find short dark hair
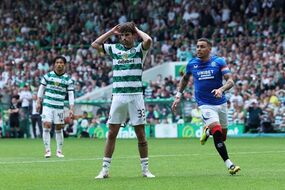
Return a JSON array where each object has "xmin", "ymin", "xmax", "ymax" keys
[
  {"xmin": 197, "ymin": 38, "xmax": 212, "ymax": 47},
  {"xmin": 54, "ymin": 56, "xmax": 67, "ymax": 64},
  {"xmin": 119, "ymin": 22, "xmax": 136, "ymax": 34}
]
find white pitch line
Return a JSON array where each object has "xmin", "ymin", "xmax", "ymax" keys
[{"xmin": 0, "ymin": 150, "xmax": 284, "ymax": 165}]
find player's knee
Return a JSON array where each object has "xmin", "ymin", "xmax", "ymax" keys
[
  {"xmin": 55, "ymin": 125, "xmax": 64, "ymax": 130},
  {"xmin": 138, "ymin": 141, "xmax": 148, "ymax": 147},
  {"xmin": 211, "ymin": 124, "xmax": 222, "ymax": 136},
  {"xmin": 44, "ymin": 122, "xmax": 52, "ymax": 128},
  {"xmin": 108, "ymin": 130, "xmax": 118, "ymax": 140}
]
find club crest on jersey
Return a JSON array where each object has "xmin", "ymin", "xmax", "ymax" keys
[
  {"xmin": 122, "ymin": 53, "xmax": 128, "ymax": 60},
  {"xmin": 130, "ymin": 48, "xmax": 136, "ymax": 54},
  {"xmin": 211, "ymin": 62, "xmax": 216, "ymax": 67}
]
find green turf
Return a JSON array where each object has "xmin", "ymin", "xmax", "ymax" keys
[{"xmin": 0, "ymin": 137, "xmax": 284, "ymax": 190}]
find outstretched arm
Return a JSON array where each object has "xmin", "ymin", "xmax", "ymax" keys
[
  {"xmin": 91, "ymin": 25, "xmax": 120, "ymax": 52},
  {"xmin": 135, "ymin": 27, "xmax": 152, "ymax": 50}
]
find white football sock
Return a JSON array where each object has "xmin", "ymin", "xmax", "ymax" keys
[
  {"xmin": 55, "ymin": 129, "xmax": 64, "ymax": 152},
  {"xmin": 140, "ymin": 157, "xmax": 149, "ymax": 172},
  {"xmin": 102, "ymin": 157, "xmax": 111, "ymax": 171},
  {"xmin": 43, "ymin": 128, "xmax": 51, "ymax": 151},
  {"xmin": 206, "ymin": 128, "xmax": 210, "ymax": 136},
  {"xmin": 225, "ymin": 159, "xmax": 234, "ymax": 168}
]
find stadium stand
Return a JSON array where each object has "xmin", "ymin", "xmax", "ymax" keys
[{"xmin": 0, "ymin": 0, "xmax": 285, "ymax": 137}]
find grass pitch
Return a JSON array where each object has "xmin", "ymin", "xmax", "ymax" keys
[{"xmin": 0, "ymin": 137, "xmax": 284, "ymax": 190}]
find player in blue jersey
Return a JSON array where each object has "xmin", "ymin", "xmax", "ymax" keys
[{"xmin": 172, "ymin": 38, "xmax": 240, "ymax": 175}]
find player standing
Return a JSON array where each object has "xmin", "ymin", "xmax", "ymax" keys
[
  {"xmin": 37, "ymin": 56, "xmax": 74, "ymax": 158},
  {"xmin": 172, "ymin": 38, "xmax": 240, "ymax": 175},
  {"xmin": 91, "ymin": 22, "xmax": 155, "ymax": 179}
]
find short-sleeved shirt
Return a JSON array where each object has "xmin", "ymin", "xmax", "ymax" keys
[
  {"xmin": 186, "ymin": 56, "xmax": 231, "ymax": 106},
  {"xmin": 103, "ymin": 43, "xmax": 148, "ymax": 95},
  {"xmin": 40, "ymin": 71, "xmax": 74, "ymax": 110}
]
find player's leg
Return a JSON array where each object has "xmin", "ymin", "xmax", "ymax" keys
[
  {"xmin": 96, "ymin": 96, "xmax": 127, "ymax": 179},
  {"xmin": 134, "ymin": 124, "xmax": 155, "ymax": 178},
  {"xmin": 200, "ymin": 105, "xmax": 214, "ymax": 145},
  {"xmin": 95, "ymin": 123, "xmax": 121, "ymax": 179},
  {"xmin": 42, "ymin": 106, "xmax": 52, "ymax": 158},
  {"xmin": 54, "ymin": 109, "xmax": 66, "ymax": 158},
  {"xmin": 209, "ymin": 121, "xmax": 240, "ymax": 174},
  {"xmin": 219, "ymin": 103, "xmax": 229, "ymax": 142},
  {"xmin": 219, "ymin": 104, "xmax": 240, "ymax": 174},
  {"xmin": 54, "ymin": 124, "xmax": 65, "ymax": 158},
  {"xmin": 130, "ymin": 95, "xmax": 155, "ymax": 178},
  {"xmin": 201, "ymin": 105, "xmax": 240, "ymax": 174}
]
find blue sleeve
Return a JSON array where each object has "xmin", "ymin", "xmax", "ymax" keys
[
  {"xmin": 185, "ymin": 58, "xmax": 194, "ymax": 75},
  {"xmin": 217, "ymin": 57, "xmax": 231, "ymax": 75}
]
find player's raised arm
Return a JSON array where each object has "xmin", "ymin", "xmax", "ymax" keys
[
  {"xmin": 135, "ymin": 26, "xmax": 152, "ymax": 50},
  {"xmin": 171, "ymin": 73, "xmax": 191, "ymax": 113},
  {"xmin": 91, "ymin": 25, "xmax": 120, "ymax": 52}
]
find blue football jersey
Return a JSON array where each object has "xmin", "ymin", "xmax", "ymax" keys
[{"xmin": 185, "ymin": 56, "xmax": 231, "ymax": 106}]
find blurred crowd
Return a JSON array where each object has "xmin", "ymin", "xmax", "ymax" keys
[{"xmin": 0, "ymin": 0, "xmax": 285, "ymax": 136}]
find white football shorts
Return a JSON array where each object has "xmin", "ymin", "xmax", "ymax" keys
[
  {"xmin": 199, "ymin": 103, "xmax": 228, "ymax": 129},
  {"xmin": 108, "ymin": 94, "xmax": 146, "ymax": 126},
  {"xmin": 42, "ymin": 106, "xmax": 65, "ymax": 124}
]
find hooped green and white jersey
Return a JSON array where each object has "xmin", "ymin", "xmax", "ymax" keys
[
  {"xmin": 40, "ymin": 71, "xmax": 74, "ymax": 110},
  {"xmin": 103, "ymin": 42, "xmax": 148, "ymax": 95}
]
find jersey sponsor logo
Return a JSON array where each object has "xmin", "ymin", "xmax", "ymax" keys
[
  {"xmin": 197, "ymin": 69, "xmax": 215, "ymax": 80},
  {"xmin": 118, "ymin": 59, "xmax": 135, "ymax": 64}
]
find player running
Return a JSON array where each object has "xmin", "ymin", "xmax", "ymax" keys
[{"xmin": 172, "ymin": 38, "xmax": 240, "ymax": 175}]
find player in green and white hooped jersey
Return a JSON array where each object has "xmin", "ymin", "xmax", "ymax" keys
[
  {"xmin": 92, "ymin": 22, "xmax": 155, "ymax": 179},
  {"xmin": 36, "ymin": 56, "xmax": 74, "ymax": 158}
]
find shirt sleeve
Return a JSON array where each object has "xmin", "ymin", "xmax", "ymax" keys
[
  {"xmin": 40, "ymin": 74, "xmax": 48, "ymax": 86},
  {"xmin": 185, "ymin": 58, "xmax": 194, "ymax": 75},
  {"xmin": 67, "ymin": 79, "xmax": 75, "ymax": 91},
  {"xmin": 138, "ymin": 42, "xmax": 149, "ymax": 64},
  {"xmin": 103, "ymin": 44, "xmax": 113, "ymax": 56},
  {"xmin": 218, "ymin": 57, "xmax": 231, "ymax": 75}
]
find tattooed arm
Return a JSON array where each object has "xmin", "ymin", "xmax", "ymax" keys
[{"xmin": 171, "ymin": 73, "xmax": 191, "ymax": 113}]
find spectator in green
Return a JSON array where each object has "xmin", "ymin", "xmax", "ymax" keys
[{"xmin": 176, "ymin": 45, "xmax": 192, "ymax": 62}]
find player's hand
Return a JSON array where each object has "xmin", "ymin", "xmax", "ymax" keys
[
  {"xmin": 211, "ymin": 88, "xmax": 223, "ymax": 98},
  {"xmin": 111, "ymin": 25, "xmax": 121, "ymax": 35},
  {"xmin": 171, "ymin": 97, "xmax": 181, "ymax": 114}
]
